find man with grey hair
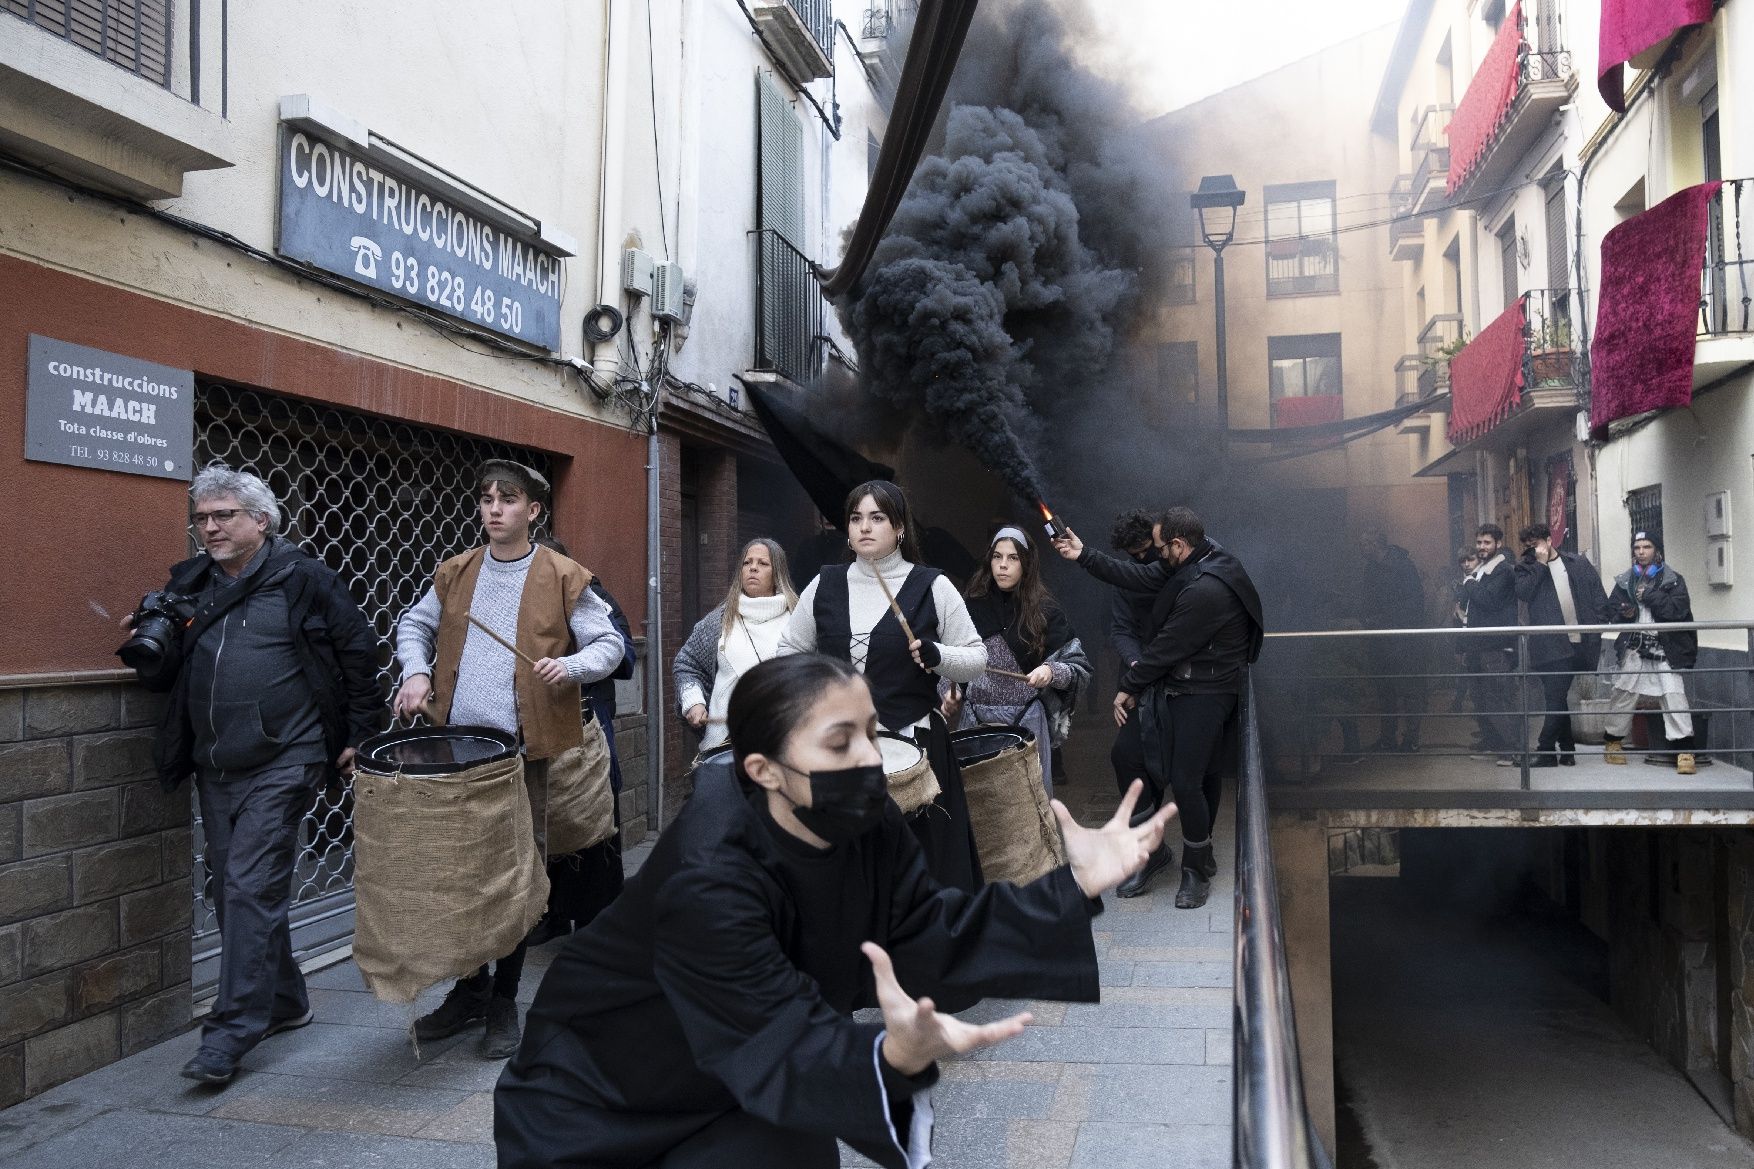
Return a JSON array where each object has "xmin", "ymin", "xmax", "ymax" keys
[{"xmin": 125, "ymin": 465, "xmax": 380, "ymax": 1085}]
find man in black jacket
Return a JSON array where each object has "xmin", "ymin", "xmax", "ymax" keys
[
  {"xmin": 1513, "ymin": 523, "xmax": 1608, "ymax": 767},
  {"xmin": 1359, "ymin": 530, "xmax": 1426, "ymax": 752},
  {"xmin": 1602, "ymin": 531, "xmax": 1699, "ymax": 774},
  {"xmin": 126, "ymin": 467, "xmax": 379, "ymax": 1086},
  {"xmin": 1459, "ymin": 524, "xmax": 1520, "ymax": 763},
  {"xmin": 1055, "ymin": 508, "xmax": 1263, "ymax": 908}
]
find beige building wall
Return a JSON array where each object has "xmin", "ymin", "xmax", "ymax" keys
[{"xmin": 1145, "ymin": 26, "xmax": 1450, "ymax": 577}]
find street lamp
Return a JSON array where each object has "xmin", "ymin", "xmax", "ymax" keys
[{"xmin": 1190, "ymin": 174, "xmax": 1246, "ymax": 448}]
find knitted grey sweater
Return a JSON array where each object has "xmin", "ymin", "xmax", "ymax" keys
[{"xmin": 396, "ymin": 546, "xmax": 625, "ymax": 737}]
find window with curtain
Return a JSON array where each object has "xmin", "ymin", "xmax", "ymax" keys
[
  {"xmin": 1268, "ymin": 333, "xmax": 1342, "ymax": 427},
  {"xmin": 1264, "ymin": 181, "xmax": 1339, "ymax": 296}
]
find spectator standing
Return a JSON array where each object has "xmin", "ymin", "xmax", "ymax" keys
[
  {"xmin": 1603, "ymin": 531, "xmax": 1699, "ymax": 775},
  {"xmin": 1512, "ymin": 523, "xmax": 1608, "ymax": 767},
  {"xmin": 675, "ymin": 538, "xmax": 800, "ymax": 752},
  {"xmin": 1459, "ymin": 524, "xmax": 1520, "ymax": 765}
]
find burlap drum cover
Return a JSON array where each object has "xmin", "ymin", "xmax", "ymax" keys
[
  {"xmin": 880, "ymin": 736, "xmax": 940, "ymax": 816},
  {"xmin": 544, "ymin": 716, "xmax": 616, "ymax": 856},
  {"xmin": 960, "ymin": 738, "xmax": 1068, "ymax": 884},
  {"xmin": 351, "ymin": 754, "xmax": 550, "ymax": 1003}
]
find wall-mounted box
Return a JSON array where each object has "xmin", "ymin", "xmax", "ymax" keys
[
  {"xmin": 1705, "ymin": 490, "xmax": 1731, "ymax": 537},
  {"xmin": 1706, "ymin": 536, "xmax": 1733, "ymax": 587}
]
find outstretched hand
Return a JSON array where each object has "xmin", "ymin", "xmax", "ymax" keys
[
  {"xmin": 864, "ymin": 942, "xmax": 1031, "ymax": 1076},
  {"xmin": 1053, "ymin": 780, "xmax": 1179, "ymax": 899}
]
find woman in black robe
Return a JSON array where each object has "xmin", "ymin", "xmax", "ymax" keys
[{"xmin": 494, "ymin": 653, "xmax": 1178, "ymax": 1168}]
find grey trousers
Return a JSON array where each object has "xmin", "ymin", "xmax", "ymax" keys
[{"xmin": 196, "ymin": 759, "xmax": 321, "ymax": 1059}]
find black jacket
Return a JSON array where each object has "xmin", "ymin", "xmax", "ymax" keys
[
  {"xmin": 585, "ymin": 580, "xmax": 638, "ymax": 716},
  {"xmin": 1079, "ymin": 543, "xmax": 1264, "ymax": 696},
  {"xmin": 1608, "ymin": 563, "xmax": 1697, "ymax": 669},
  {"xmin": 1512, "ymin": 550, "xmax": 1608, "ymax": 665},
  {"xmin": 1361, "ymin": 545, "xmax": 1424, "ymax": 629},
  {"xmin": 1459, "ymin": 554, "xmax": 1518, "ymax": 651},
  {"xmin": 144, "ymin": 541, "xmax": 382, "ymax": 791}
]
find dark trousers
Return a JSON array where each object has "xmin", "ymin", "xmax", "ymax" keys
[
  {"xmin": 1112, "ymin": 715, "xmax": 1147, "ymax": 799},
  {"xmin": 1533, "ymin": 643, "xmax": 1593, "ymax": 753},
  {"xmin": 1470, "ymin": 649, "xmax": 1520, "ymax": 752},
  {"xmin": 545, "ymin": 700, "xmax": 627, "ymax": 932},
  {"xmin": 196, "ymin": 760, "xmax": 319, "ymax": 1059},
  {"xmin": 1368, "ymin": 638, "xmax": 1424, "ymax": 747},
  {"xmin": 1142, "ymin": 692, "xmax": 1236, "ymax": 846}
]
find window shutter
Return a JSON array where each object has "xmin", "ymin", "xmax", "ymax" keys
[
  {"xmin": 757, "ymin": 71, "xmax": 805, "ymax": 248},
  {"xmin": 4, "ymin": 0, "xmax": 171, "ymax": 86}
]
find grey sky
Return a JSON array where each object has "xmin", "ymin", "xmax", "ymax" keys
[{"xmin": 1081, "ymin": 0, "xmax": 1408, "ymax": 116}]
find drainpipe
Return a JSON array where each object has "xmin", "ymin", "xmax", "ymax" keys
[{"xmin": 646, "ymin": 409, "xmax": 664, "ymax": 835}]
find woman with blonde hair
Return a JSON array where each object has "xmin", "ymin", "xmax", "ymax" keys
[{"xmin": 675, "ymin": 538, "xmax": 799, "ymax": 750}]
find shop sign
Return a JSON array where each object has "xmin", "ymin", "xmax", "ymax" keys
[
  {"xmin": 24, "ymin": 335, "xmax": 194, "ymax": 481},
  {"xmin": 276, "ymin": 126, "xmax": 564, "ymax": 350}
]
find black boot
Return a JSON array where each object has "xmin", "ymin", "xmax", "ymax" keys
[
  {"xmin": 1557, "ymin": 738, "xmax": 1576, "ymax": 766},
  {"xmin": 1183, "ymin": 840, "xmax": 1218, "ymax": 880},
  {"xmin": 1175, "ymin": 866, "xmax": 1212, "ymax": 910},
  {"xmin": 1116, "ymin": 843, "xmax": 1172, "ymax": 898},
  {"xmin": 480, "ymin": 995, "xmax": 522, "ymax": 1059},
  {"xmin": 413, "ymin": 973, "xmax": 491, "ymax": 1041}
]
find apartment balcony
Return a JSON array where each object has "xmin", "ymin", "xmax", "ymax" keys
[
  {"xmin": 1446, "ymin": 2, "xmax": 1574, "ymax": 205},
  {"xmin": 751, "ymin": 0, "xmax": 835, "ymax": 84},
  {"xmin": 1408, "ymin": 104, "xmax": 1452, "ymax": 215},
  {"xmin": 752, "ymin": 228, "xmax": 825, "ymax": 386},
  {"xmin": 1388, "ymin": 174, "xmax": 1423, "ymax": 261},
  {"xmin": 1266, "ymin": 233, "xmax": 1338, "ymax": 297},
  {"xmin": 0, "ymin": 0, "xmax": 233, "ymax": 198},
  {"xmin": 1696, "ymin": 176, "xmax": 1754, "ymax": 388},
  {"xmin": 1423, "ymin": 290, "xmax": 1579, "ymax": 474}
]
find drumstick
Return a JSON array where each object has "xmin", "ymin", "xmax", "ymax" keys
[
  {"xmin": 871, "ymin": 569, "xmax": 917, "ymax": 644},
  {"xmin": 985, "ymin": 667, "xmax": 1032, "ymax": 681},
  {"xmin": 466, "ymin": 612, "xmax": 541, "ymax": 668}
]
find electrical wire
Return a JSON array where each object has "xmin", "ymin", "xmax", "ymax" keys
[{"xmin": 646, "ymin": 0, "xmax": 670, "ymax": 260}]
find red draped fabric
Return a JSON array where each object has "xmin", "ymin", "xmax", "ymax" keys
[
  {"xmin": 1447, "ymin": 297, "xmax": 1526, "ymax": 445},
  {"xmin": 1589, "ymin": 182, "xmax": 1720, "ymax": 436},
  {"xmin": 1272, "ymin": 394, "xmax": 1343, "ymax": 429},
  {"xmin": 1447, "ymin": 2, "xmax": 1524, "ymax": 197},
  {"xmin": 1545, "ymin": 452, "xmax": 1572, "ymax": 551},
  {"xmin": 1598, "ymin": 0, "xmax": 1716, "ymax": 112}
]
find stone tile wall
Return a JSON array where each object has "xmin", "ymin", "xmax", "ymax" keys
[{"xmin": 0, "ymin": 681, "xmax": 192, "ymax": 1107}]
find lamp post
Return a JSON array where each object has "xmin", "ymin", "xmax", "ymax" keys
[{"xmin": 1190, "ymin": 175, "xmax": 1246, "ymax": 451}]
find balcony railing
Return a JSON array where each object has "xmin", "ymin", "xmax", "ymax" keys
[
  {"xmin": 1388, "ymin": 174, "xmax": 1421, "ymax": 255},
  {"xmin": 753, "ymin": 228, "xmax": 824, "ymax": 385},
  {"xmin": 1266, "ymin": 235, "xmax": 1339, "ymax": 297},
  {"xmin": 1702, "ymin": 178, "xmax": 1753, "ymax": 337},
  {"xmin": 1254, "ymin": 620, "xmax": 1754, "ymax": 798},
  {"xmin": 1409, "ymin": 106, "xmax": 1453, "ymax": 214},
  {"xmin": 784, "ymin": 0, "xmax": 834, "ymax": 57},
  {"xmin": 1415, "ymin": 312, "xmax": 1463, "ymax": 399},
  {"xmin": 3, "ymin": 0, "xmax": 172, "ymax": 89},
  {"xmin": 1523, "ymin": 287, "xmax": 1583, "ymax": 389}
]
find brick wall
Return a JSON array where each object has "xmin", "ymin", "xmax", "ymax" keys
[{"xmin": 0, "ymin": 681, "xmax": 193, "ymax": 1108}]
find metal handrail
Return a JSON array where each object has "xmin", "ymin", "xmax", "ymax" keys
[
  {"xmin": 1265, "ymin": 619, "xmax": 1751, "ymax": 640},
  {"xmin": 1235, "ymin": 680, "xmax": 1333, "ymax": 1168}
]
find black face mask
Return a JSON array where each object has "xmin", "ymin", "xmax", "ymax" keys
[{"xmin": 777, "ymin": 759, "xmax": 888, "ymax": 844}]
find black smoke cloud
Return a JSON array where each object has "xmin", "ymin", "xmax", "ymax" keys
[{"xmin": 840, "ymin": 0, "xmax": 1175, "ymax": 501}]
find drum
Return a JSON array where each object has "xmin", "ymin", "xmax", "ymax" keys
[
  {"xmin": 879, "ymin": 731, "xmax": 939, "ymax": 816},
  {"xmin": 351, "ymin": 725, "xmax": 547, "ymax": 1003},
  {"xmin": 951, "ymin": 725, "xmax": 1067, "ymax": 885}
]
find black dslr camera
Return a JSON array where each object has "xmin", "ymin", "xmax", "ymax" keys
[{"xmin": 117, "ymin": 591, "xmax": 198, "ymax": 683}]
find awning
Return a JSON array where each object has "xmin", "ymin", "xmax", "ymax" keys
[
  {"xmin": 1589, "ymin": 182, "xmax": 1721, "ymax": 436},
  {"xmin": 745, "ymin": 383, "xmax": 894, "ymax": 521},
  {"xmin": 1448, "ymin": 297, "xmax": 1526, "ymax": 445},
  {"xmin": 1446, "ymin": 2, "xmax": 1522, "ymax": 197},
  {"xmin": 1598, "ymin": 0, "xmax": 1715, "ymax": 113}
]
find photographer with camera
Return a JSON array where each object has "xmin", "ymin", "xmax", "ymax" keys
[{"xmin": 121, "ymin": 466, "xmax": 380, "ymax": 1086}]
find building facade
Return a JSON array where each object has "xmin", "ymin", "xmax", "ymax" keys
[{"xmin": 0, "ymin": 0, "xmax": 889, "ymax": 1104}]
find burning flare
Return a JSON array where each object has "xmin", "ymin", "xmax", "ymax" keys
[{"xmin": 1036, "ymin": 500, "xmax": 1068, "ymax": 541}]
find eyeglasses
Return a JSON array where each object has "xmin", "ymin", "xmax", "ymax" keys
[{"xmin": 190, "ymin": 509, "xmax": 247, "ymax": 527}]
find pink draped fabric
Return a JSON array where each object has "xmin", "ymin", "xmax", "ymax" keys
[
  {"xmin": 1447, "ymin": 2, "xmax": 1523, "ymax": 197},
  {"xmin": 1545, "ymin": 452, "xmax": 1572, "ymax": 550},
  {"xmin": 1598, "ymin": 0, "xmax": 1715, "ymax": 112},
  {"xmin": 1589, "ymin": 182, "xmax": 1720, "ymax": 436},
  {"xmin": 1273, "ymin": 394, "xmax": 1343, "ymax": 429},
  {"xmin": 1448, "ymin": 298, "xmax": 1526, "ymax": 445}
]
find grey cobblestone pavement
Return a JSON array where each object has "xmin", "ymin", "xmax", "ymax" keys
[{"xmin": 0, "ymin": 731, "xmax": 1235, "ymax": 1168}]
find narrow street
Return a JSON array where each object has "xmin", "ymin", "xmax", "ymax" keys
[
  {"xmin": 1332, "ymin": 873, "xmax": 1754, "ymax": 1169},
  {"xmin": 0, "ymin": 728, "xmax": 1237, "ymax": 1169}
]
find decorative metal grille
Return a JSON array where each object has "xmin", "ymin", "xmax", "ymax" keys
[{"xmin": 187, "ymin": 381, "xmax": 552, "ymax": 978}]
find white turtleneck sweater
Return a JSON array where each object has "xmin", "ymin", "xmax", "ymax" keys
[
  {"xmin": 780, "ymin": 549, "xmax": 987, "ymax": 731},
  {"xmin": 680, "ymin": 592, "xmax": 793, "ymax": 750}
]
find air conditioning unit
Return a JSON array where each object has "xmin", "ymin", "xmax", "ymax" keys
[
  {"xmin": 750, "ymin": 0, "xmax": 833, "ymax": 84},
  {"xmin": 652, "ymin": 262, "xmax": 687, "ymax": 323},
  {"xmin": 621, "ymin": 248, "xmax": 655, "ymax": 298}
]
